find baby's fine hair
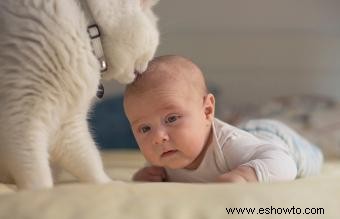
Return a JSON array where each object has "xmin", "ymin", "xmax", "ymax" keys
[{"xmin": 125, "ymin": 55, "xmax": 208, "ymax": 96}]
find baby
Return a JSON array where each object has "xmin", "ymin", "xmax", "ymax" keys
[{"xmin": 123, "ymin": 55, "xmax": 323, "ymax": 183}]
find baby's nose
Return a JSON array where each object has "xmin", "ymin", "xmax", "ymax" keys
[{"xmin": 153, "ymin": 128, "xmax": 169, "ymax": 145}]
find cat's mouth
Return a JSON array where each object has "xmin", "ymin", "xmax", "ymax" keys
[{"xmin": 133, "ymin": 70, "xmax": 143, "ymax": 81}]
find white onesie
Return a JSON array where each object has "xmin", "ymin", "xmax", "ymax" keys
[{"xmin": 165, "ymin": 118, "xmax": 323, "ymax": 183}]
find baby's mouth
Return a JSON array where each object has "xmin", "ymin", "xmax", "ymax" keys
[{"xmin": 161, "ymin": 149, "xmax": 178, "ymax": 158}]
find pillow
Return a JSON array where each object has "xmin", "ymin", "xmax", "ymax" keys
[{"xmin": 89, "ymin": 95, "xmax": 138, "ymax": 149}]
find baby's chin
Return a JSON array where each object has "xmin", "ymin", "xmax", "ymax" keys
[
  {"xmin": 147, "ymin": 151, "xmax": 195, "ymax": 169},
  {"xmin": 160, "ymin": 159, "xmax": 194, "ymax": 170}
]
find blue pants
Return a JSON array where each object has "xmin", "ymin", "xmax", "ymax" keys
[{"xmin": 240, "ymin": 119, "xmax": 323, "ymax": 177}]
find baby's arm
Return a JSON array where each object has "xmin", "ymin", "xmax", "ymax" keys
[
  {"xmin": 132, "ymin": 166, "xmax": 167, "ymax": 182},
  {"xmin": 215, "ymin": 165, "xmax": 258, "ymax": 183},
  {"xmin": 222, "ymin": 147, "xmax": 297, "ymax": 183},
  {"xmin": 220, "ymin": 131, "xmax": 297, "ymax": 183}
]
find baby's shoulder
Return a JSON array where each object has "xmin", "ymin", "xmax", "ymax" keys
[{"xmin": 214, "ymin": 118, "xmax": 261, "ymax": 146}]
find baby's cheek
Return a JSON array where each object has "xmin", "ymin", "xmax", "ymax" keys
[
  {"xmin": 188, "ymin": 137, "xmax": 206, "ymax": 156},
  {"xmin": 140, "ymin": 146, "xmax": 159, "ymax": 164},
  {"xmin": 177, "ymin": 132, "xmax": 201, "ymax": 151}
]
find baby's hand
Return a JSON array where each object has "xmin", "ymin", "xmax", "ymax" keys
[
  {"xmin": 215, "ymin": 173, "xmax": 248, "ymax": 183},
  {"xmin": 215, "ymin": 166, "xmax": 258, "ymax": 183},
  {"xmin": 132, "ymin": 166, "xmax": 167, "ymax": 182}
]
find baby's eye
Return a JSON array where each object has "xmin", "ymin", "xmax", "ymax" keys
[
  {"xmin": 140, "ymin": 126, "xmax": 151, "ymax": 133},
  {"xmin": 165, "ymin": 115, "xmax": 180, "ymax": 124}
]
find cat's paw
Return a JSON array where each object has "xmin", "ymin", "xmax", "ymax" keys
[{"xmin": 99, "ymin": 175, "xmax": 113, "ymax": 184}]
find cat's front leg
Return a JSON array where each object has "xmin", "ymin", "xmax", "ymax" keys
[
  {"xmin": 55, "ymin": 115, "xmax": 111, "ymax": 184},
  {"xmin": 6, "ymin": 132, "xmax": 54, "ymax": 190}
]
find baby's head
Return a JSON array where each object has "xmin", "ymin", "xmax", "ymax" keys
[{"xmin": 124, "ymin": 55, "xmax": 215, "ymax": 169}]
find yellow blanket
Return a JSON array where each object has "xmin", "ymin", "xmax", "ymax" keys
[{"xmin": 0, "ymin": 150, "xmax": 339, "ymax": 219}]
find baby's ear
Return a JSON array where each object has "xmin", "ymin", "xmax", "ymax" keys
[
  {"xmin": 204, "ymin": 94, "xmax": 215, "ymax": 121},
  {"xmin": 140, "ymin": 0, "xmax": 159, "ymax": 10}
]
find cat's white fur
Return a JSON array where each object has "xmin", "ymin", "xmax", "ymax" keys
[{"xmin": 0, "ymin": 0, "xmax": 159, "ymax": 189}]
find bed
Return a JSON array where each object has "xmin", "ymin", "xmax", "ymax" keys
[
  {"xmin": 0, "ymin": 150, "xmax": 339, "ymax": 219},
  {"xmin": 1, "ymin": 95, "xmax": 340, "ymax": 219}
]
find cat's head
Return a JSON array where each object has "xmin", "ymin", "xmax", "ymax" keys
[{"xmin": 88, "ymin": 0, "xmax": 160, "ymax": 84}]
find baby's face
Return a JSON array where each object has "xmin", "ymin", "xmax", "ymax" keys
[{"xmin": 124, "ymin": 85, "xmax": 213, "ymax": 169}]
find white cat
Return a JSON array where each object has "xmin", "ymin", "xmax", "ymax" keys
[{"xmin": 0, "ymin": 0, "xmax": 159, "ymax": 190}]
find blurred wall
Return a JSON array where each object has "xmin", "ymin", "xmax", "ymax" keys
[{"xmin": 103, "ymin": 0, "xmax": 340, "ymax": 108}]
